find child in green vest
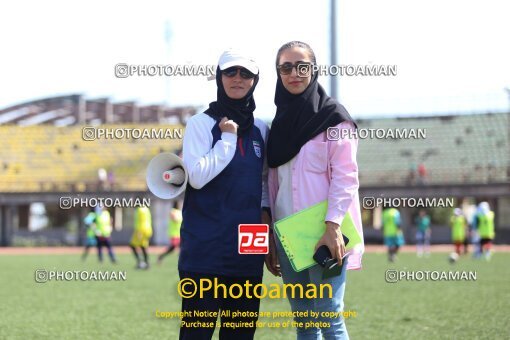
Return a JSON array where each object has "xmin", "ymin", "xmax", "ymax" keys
[
  {"xmin": 82, "ymin": 209, "xmax": 98, "ymax": 261},
  {"xmin": 383, "ymin": 207, "xmax": 404, "ymax": 262},
  {"xmin": 450, "ymin": 208, "xmax": 467, "ymax": 255},
  {"xmin": 95, "ymin": 206, "xmax": 116, "ymax": 263}
]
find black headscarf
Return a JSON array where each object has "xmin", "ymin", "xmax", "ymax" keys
[
  {"xmin": 204, "ymin": 66, "xmax": 259, "ymax": 136},
  {"xmin": 267, "ymin": 71, "xmax": 356, "ymax": 168}
]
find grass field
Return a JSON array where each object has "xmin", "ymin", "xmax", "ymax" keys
[{"xmin": 0, "ymin": 251, "xmax": 509, "ymax": 340}]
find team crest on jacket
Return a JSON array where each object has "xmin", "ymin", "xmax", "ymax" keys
[{"xmin": 253, "ymin": 141, "xmax": 262, "ymax": 158}]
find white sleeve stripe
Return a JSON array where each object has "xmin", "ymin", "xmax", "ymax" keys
[{"xmin": 182, "ymin": 113, "xmax": 237, "ymax": 189}]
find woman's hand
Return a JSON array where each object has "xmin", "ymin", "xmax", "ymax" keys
[
  {"xmin": 315, "ymin": 221, "xmax": 346, "ymax": 265},
  {"xmin": 265, "ymin": 233, "xmax": 281, "ymax": 277},
  {"xmin": 219, "ymin": 117, "xmax": 238, "ymax": 135},
  {"xmin": 262, "ymin": 210, "xmax": 281, "ymax": 277}
]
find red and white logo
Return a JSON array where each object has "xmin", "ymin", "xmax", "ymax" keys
[{"xmin": 238, "ymin": 224, "xmax": 269, "ymax": 254}]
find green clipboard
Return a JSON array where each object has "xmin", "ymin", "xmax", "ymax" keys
[{"xmin": 274, "ymin": 200, "xmax": 362, "ymax": 272}]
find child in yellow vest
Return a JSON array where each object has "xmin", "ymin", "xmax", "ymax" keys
[{"xmin": 130, "ymin": 206, "xmax": 152, "ymax": 269}]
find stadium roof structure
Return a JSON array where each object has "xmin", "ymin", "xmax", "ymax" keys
[
  {"xmin": 0, "ymin": 94, "xmax": 508, "ymax": 193},
  {"xmin": 0, "ymin": 123, "xmax": 184, "ymax": 193},
  {"xmin": 0, "ymin": 95, "xmax": 195, "ymax": 193},
  {"xmin": 0, "ymin": 94, "xmax": 195, "ymax": 126},
  {"xmin": 356, "ymin": 112, "xmax": 510, "ymax": 186}
]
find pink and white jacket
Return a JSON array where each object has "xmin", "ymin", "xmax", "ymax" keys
[{"xmin": 268, "ymin": 121, "xmax": 364, "ymax": 270}]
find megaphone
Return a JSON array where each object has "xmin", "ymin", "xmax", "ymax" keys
[{"xmin": 146, "ymin": 152, "xmax": 188, "ymax": 199}]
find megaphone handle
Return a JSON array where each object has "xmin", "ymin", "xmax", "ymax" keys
[{"xmin": 169, "ymin": 166, "xmax": 185, "ymax": 186}]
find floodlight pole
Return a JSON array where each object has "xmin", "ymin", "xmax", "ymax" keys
[
  {"xmin": 330, "ymin": 0, "xmax": 338, "ymax": 100},
  {"xmin": 164, "ymin": 21, "xmax": 172, "ymax": 106}
]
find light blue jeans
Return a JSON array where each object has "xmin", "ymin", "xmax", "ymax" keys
[{"xmin": 276, "ymin": 237, "xmax": 349, "ymax": 340}]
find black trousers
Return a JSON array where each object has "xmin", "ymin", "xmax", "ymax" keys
[
  {"xmin": 179, "ymin": 271, "xmax": 262, "ymax": 340},
  {"xmin": 96, "ymin": 236, "xmax": 116, "ymax": 262}
]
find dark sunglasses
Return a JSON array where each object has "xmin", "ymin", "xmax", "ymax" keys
[
  {"xmin": 221, "ymin": 67, "xmax": 256, "ymax": 79},
  {"xmin": 276, "ymin": 61, "xmax": 313, "ymax": 76}
]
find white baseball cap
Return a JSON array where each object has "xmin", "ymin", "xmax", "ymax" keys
[{"xmin": 218, "ymin": 49, "xmax": 259, "ymax": 75}]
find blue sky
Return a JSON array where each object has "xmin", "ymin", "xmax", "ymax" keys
[{"xmin": 1, "ymin": 0, "xmax": 509, "ymax": 120}]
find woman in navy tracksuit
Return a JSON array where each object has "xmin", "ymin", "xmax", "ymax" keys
[{"xmin": 178, "ymin": 50, "xmax": 270, "ymax": 340}]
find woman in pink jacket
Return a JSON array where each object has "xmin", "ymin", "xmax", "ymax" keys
[{"xmin": 266, "ymin": 41, "xmax": 364, "ymax": 340}]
